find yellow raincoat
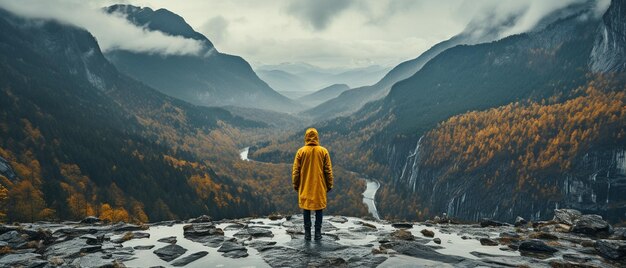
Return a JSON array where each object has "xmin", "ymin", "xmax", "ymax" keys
[{"xmin": 292, "ymin": 128, "xmax": 334, "ymax": 210}]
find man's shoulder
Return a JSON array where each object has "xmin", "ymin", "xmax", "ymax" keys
[{"xmin": 318, "ymin": 146, "xmax": 330, "ymax": 154}]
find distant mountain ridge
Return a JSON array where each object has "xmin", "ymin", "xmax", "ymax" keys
[
  {"xmin": 104, "ymin": 4, "xmax": 300, "ymax": 113},
  {"xmin": 0, "ymin": 7, "xmax": 267, "ymax": 222},
  {"xmin": 304, "ymin": 0, "xmax": 602, "ymax": 121}
]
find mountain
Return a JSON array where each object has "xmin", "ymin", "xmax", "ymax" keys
[
  {"xmin": 256, "ymin": 63, "xmax": 390, "ymax": 93},
  {"xmin": 353, "ymin": 0, "xmax": 626, "ymax": 222},
  {"xmin": 303, "ymin": 1, "xmax": 601, "ymax": 121},
  {"xmin": 297, "ymin": 84, "xmax": 349, "ymax": 107},
  {"xmin": 103, "ymin": 5, "xmax": 300, "ymax": 113},
  {"xmin": 0, "ymin": 7, "xmax": 269, "ymax": 222},
  {"xmin": 252, "ymin": 0, "xmax": 626, "ymax": 223}
]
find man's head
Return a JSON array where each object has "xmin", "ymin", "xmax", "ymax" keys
[{"xmin": 305, "ymin": 128, "xmax": 319, "ymax": 146}]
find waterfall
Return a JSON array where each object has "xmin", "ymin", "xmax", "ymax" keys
[{"xmin": 398, "ymin": 135, "xmax": 424, "ymax": 193}]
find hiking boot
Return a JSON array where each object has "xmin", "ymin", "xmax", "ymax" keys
[
  {"xmin": 314, "ymin": 227, "xmax": 322, "ymax": 240},
  {"xmin": 304, "ymin": 226, "xmax": 311, "ymax": 241}
]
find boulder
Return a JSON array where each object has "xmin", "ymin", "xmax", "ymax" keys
[
  {"xmin": 189, "ymin": 215, "xmax": 212, "ymax": 223},
  {"xmin": 233, "ymin": 227, "xmax": 274, "ymax": 238},
  {"xmin": 514, "ymin": 216, "xmax": 528, "ymax": 227},
  {"xmin": 218, "ymin": 241, "xmax": 246, "ymax": 253},
  {"xmin": 171, "ymin": 251, "xmax": 208, "ymax": 266},
  {"xmin": 433, "ymin": 238, "xmax": 441, "ymax": 244},
  {"xmin": 391, "ymin": 223, "xmax": 413, "ymax": 229},
  {"xmin": 480, "ymin": 218, "xmax": 509, "ymax": 227},
  {"xmin": 0, "ymin": 231, "xmax": 28, "ymax": 249},
  {"xmin": 153, "ymin": 244, "xmax": 187, "ymax": 262},
  {"xmin": 480, "ymin": 238, "xmax": 499, "ymax": 246},
  {"xmin": 595, "ymin": 239, "xmax": 626, "ymax": 260},
  {"xmin": 420, "ymin": 229, "xmax": 435, "ymax": 238},
  {"xmin": 381, "ymin": 241, "xmax": 465, "ymax": 264},
  {"xmin": 328, "ymin": 216, "xmax": 348, "ymax": 223},
  {"xmin": 391, "ymin": 229, "xmax": 414, "ymax": 241},
  {"xmin": 553, "ymin": 209, "xmax": 582, "ymax": 225},
  {"xmin": 0, "ymin": 253, "xmax": 47, "ymax": 267},
  {"xmin": 571, "ymin": 215, "xmax": 611, "ymax": 236},
  {"xmin": 244, "ymin": 240, "xmax": 277, "ymax": 252},
  {"xmin": 528, "ymin": 232, "xmax": 558, "ymax": 240},
  {"xmin": 268, "ymin": 214, "xmax": 283, "ymax": 221},
  {"xmin": 157, "ymin": 236, "xmax": 177, "ymax": 244},
  {"xmin": 133, "ymin": 245, "xmax": 155, "ymax": 250},
  {"xmin": 80, "ymin": 216, "xmax": 101, "ymax": 224},
  {"xmin": 183, "ymin": 223, "xmax": 223, "ymax": 238},
  {"xmin": 518, "ymin": 239, "xmax": 558, "ymax": 253}
]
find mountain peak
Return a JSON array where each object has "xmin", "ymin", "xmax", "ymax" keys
[{"xmin": 105, "ymin": 4, "xmax": 214, "ymax": 48}]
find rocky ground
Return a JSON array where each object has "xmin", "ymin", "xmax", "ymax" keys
[{"xmin": 0, "ymin": 209, "xmax": 625, "ymax": 267}]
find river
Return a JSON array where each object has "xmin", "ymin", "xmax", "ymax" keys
[{"xmin": 239, "ymin": 147, "xmax": 381, "ymax": 220}]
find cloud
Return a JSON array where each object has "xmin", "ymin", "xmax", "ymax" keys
[
  {"xmin": 0, "ymin": 0, "xmax": 204, "ymax": 56},
  {"xmin": 200, "ymin": 16, "xmax": 229, "ymax": 42},
  {"xmin": 286, "ymin": 0, "xmax": 354, "ymax": 31}
]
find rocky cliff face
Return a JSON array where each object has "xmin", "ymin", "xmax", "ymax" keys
[
  {"xmin": 591, "ymin": 0, "xmax": 626, "ymax": 73},
  {"xmin": 378, "ymin": 0, "xmax": 626, "ymax": 223}
]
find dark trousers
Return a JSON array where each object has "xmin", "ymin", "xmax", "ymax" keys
[{"xmin": 303, "ymin": 209, "xmax": 323, "ymax": 229}]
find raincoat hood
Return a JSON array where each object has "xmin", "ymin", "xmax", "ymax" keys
[{"xmin": 304, "ymin": 128, "xmax": 319, "ymax": 146}]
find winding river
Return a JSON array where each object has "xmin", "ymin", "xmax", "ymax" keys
[{"xmin": 239, "ymin": 147, "xmax": 381, "ymax": 220}]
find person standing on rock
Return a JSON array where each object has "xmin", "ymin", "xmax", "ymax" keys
[{"xmin": 292, "ymin": 128, "xmax": 334, "ymax": 241}]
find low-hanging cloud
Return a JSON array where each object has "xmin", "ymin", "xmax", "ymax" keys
[
  {"xmin": 458, "ymin": 0, "xmax": 611, "ymax": 40},
  {"xmin": 286, "ymin": 0, "xmax": 354, "ymax": 31},
  {"xmin": 0, "ymin": 0, "xmax": 204, "ymax": 56}
]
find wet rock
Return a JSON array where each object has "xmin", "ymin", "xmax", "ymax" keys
[
  {"xmin": 514, "ymin": 216, "xmax": 528, "ymax": 227},
  {"xmin": 268, "ymin": 214, "xmax": 283, "ymax": 221},
  {"xmin": 391, "ymin": 229, "xmax": 415, "ymax": 241},
  {"xmin": 157, "ymin": 236, "xmax": 177, "ymax": 244},
  {"xmin": 202, "ymin": 236, "xmax": 226, "ymax": 248},
  {"xmin": 222, "ymin": 249, "xmax": 249, "ymax": 258},
  {"xmin": 480, "ymin": 218, "xmax": 509, "ymax": 227},
  {"xmin": 518, "ymin": 239, "xmax": 558, "ymax": 253},
  {"xmin": 499, "ymin": 232, "xmax": 520, "ymax": 239},
  {"xmin": 433, "ymin": 238, "xmax": 442, "ymax": 244},
  {"xmin": 171, "ymin": 251, "xmax": 208, "ymax": 266},
  {"xmin": 595, "ymin": 239, "xmax": 626, "ymax": 260},
  {"xmin": 420, "ymin": 229, "xmax": 435, "ymax": 238},
  {"xmin": 244, "ymin": 240, "xmax": 277, "ymax": 252},
  {"xmin": 153, "ymin": 244, "xmax": 187, "ymax": 262},
  {"xmin": 571, "ymin": 215, "xmax": 611, "ymax": 236},
  {"xmin": 580, "ymin": 240, "xmax": 596, "ymax": 247},
  {"xmin": 111, "ymin": 232, "xmax": 136, "ymax": 243},
  {"xmin": 381, "ymin": 241, "xmax": 465, "ymax": 264},
  {"xmin": 80, "ymin": 216, "xmax": 101, "ymax": 224},
  {"xmin": 477, "ymin": 238, "xmax": 498, "ymax": 247},
  {"xmin": 391, "ymin": 222, "xmax": 413, "ymax": 229},
  {"xmin": 71, "ymin": 252, "xmax": 123, "ymax": 268},
  {"xmin": 113, "ymin": 223, "xmax": 145, "ymax": 232},
  {"xmin": 233, "ymin": 227, "xmax": 273, "ymax": 238},
  {"xmin": 610, "ymin": 227, "xmax": 626, "ymax": 240},
  {"xmin": 223, "ymin": 223, "xmax": 245, "ymax": 231},
  {"xmin": 183, "ymin": 222, "xmax": 223, "ymax": 239},
  {"xmin": 132, "ymin": 232, "xmax": 150, "ymax": 239},
  {"xmin": 133, "ymin": 245, "xmax": 155, "ymax": 250},
  {"xmin": 0, "ymin": 253, "xmax": 47, "ymax": 267},
  {"xmin": 357, "ymin": 221, "xmax": 377, "ymax": 229},
  {"xmin": 553, "ymin": 209, "xmax": 582, "ymax": 225},
  {"xmin": 44, "ymin": 238, "xmax": 101, "ymax": 259},
  {"xmin": 528, "ymin": 232, "xmax": 558, "ymax": 240},
  {"xmin": 328, "ymin": 216, "xmax": 348, "ymax": 223},
  {"xmin": 189, "ymin": 215, "xmax": 212, "ymax": 223},
  {"xmin": 80, "ymin": 234, "xmax": 102, "ymax": 245},
  {"xmin": 538, "ymin": 223, "xmax": 571, "ymax": 233},
  {"xmin": 335, "ymin": 230, "xmax": 367, "ymax": 240},
  {"xmin": 0, "ymin": 230, "xmax": 28, "ymax": 248},
  {"xmin": 218, "ymin": 241, "xmax": 246, "ymax": 253}
]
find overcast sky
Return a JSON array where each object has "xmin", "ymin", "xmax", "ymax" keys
[{"xmin": 1, "ymin": 0, "xmax": 610, "ymax": 69}]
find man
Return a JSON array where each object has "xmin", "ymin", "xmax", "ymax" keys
[{"xmin": 292, "ymin": 128, "xmax": 334, "ymax": 241}]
